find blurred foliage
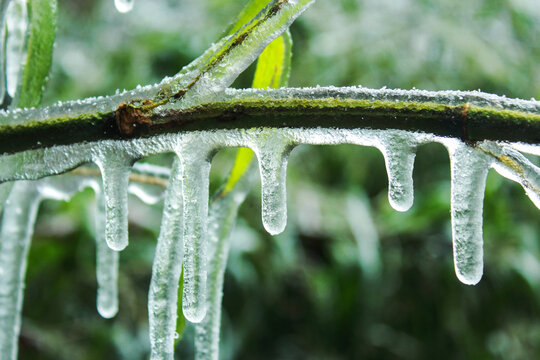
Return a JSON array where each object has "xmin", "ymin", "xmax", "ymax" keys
[{"xmin": 20, "ymin": 0, "xmax": 540, "ymax": 359}]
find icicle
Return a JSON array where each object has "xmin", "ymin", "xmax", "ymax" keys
[
  {"xmin": 194, "ymin": 199, "xmax": 234, "ymax": 360},
  {"xmin": 0, "ymin": 182, "xmax": 40, "ymax": 360},
  {"xmin": 377, "ymin": 134, "xmax": 417, "ymax": 211},
  {"xmin": 5, "ymin": 0, "xmax": 28, "ymax": 99},
  {"xmin": 195, "ymin": 163, "xmax": 257, "ymax": 360},
  {"xmin": 94, "ymin": 187, "xmax": 119, "ymax": 319},
  {"xmin": 253, "ymin": 133, "xmax": 293, "ymax": 235},
  {"xmin": 94, "ymin": 152, "xmax": 133, "ymax": 251},
  {"xmin": 35, "ymin": 174, "xmax": 120, "ymax": 318},
  {"xmin": 148, "ymin": 158, "xmax": 184, "ymax": 360},
  {"xmin": 447, "ymin": 141, "xmax": 491, "ymax": 285},
  {"xmin": 114, "ymin": 0, "xmax": 134, "ymax": 13},
  {"xmin": 180, "ymin": 150, "xmax": 212, "ymax": 323}
]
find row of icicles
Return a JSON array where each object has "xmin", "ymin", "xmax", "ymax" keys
[{"xmin": 1, "ymin": 123, "xmax": 538, "ymax": 360}]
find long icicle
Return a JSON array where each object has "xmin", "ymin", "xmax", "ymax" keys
[
  {"xmin": 181, "ymin": 149, "xmax": 212, "ymax": 323},
  {"xmin": 148, "ymin": 157, "xmax": 184, "ymax": 360},
  {"xmin": 94, "ymin": 186, "xmax": 119, "ymax": 319},
  {"xmin": 0, "ymin": 182, "xmax": 40, "ymax": 360},
  {"xmin": 448, "ymin": 141, "xmax": 491, "ymax": 285},
  {"xmin": 195, "ymin": 163, "xmax": 257, "ymax": 360}
]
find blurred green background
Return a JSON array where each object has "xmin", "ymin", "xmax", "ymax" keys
[{"xmin": 20, "ymin": 0, "xmax": 540, "ymax": 359}]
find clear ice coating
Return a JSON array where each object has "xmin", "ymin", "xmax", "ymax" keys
[
  {"xmin": 447, "ymin": 140, "xmax": 491, "ymax": 285},
  {"xmin": 94, "ymin": 152, "xmax": 134, "ymax": 251},
  {"xmin": 478, "ymin": 142, "xmax": 540, "ymax": 210},
  {"xmin": 114, "ymin": 0, "xmax": 134, "ymax": 13},
  {"xmin": 148, "ymin": 158, "xmax": 184, "ymax": 360},
  {"xmin": 180, "ymin": 149, "xmax": 212, "ymax": 323},
  {"xmin": 376, "ymin": 133, "xmax": 417, "ymax": 212},
  {"xmin": 252, "ymin": 132, "xmax": 293, "ymax": 235},
  {"xmin": 164, "ymin": 0, "xmax": 316, "ymax": 111},
  {"xmin": 5, "ymin": 0, "xmax": 28, "ymax": 99}
]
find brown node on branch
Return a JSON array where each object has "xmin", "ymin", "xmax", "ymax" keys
[{"xmin": 115, "ymin": 102, "xmax": 153, "ymax": 136}]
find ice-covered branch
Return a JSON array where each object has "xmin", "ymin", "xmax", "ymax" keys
[{"xmin": 0, "ymin": 86, "xmax": 538, "ymax": 157}]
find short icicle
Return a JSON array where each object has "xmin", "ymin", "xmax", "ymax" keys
[
  {"xmin": 180, "ymin": 148, "xmax": 212, "ymax": 323},
  {"xmin": 94, "ymin": 187, "xmax": 119, "ymax": 319},
  {"xmin": 377, "ymin": 133, "xmax": 417, "ymax": 212},
  {"xmin": 94, "ymin": 151, "xmax": 133, "ymax": 251},
  {"xmin": 447, "ymin": 141, "xmax": 491, "ymax": 285},
  {"xmin": 0, "ymin": 182, "xmax": 40, "ymax": 360},
  {"xmin": 253, "ymin": 132, "xmax": 293, "ymax": 235},
  {"xmin": 148, "ymin": 157, "xmax": 184, "ymax": 360}
]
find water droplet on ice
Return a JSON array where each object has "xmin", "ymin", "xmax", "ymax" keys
[{"xmin": 114, "ymin": 0, "xmax": 134, "ymax": 13}]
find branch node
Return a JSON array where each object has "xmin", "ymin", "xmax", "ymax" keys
[{"xmin": 115, "ymin": 102, "xmax": 153, "ymax": 136}]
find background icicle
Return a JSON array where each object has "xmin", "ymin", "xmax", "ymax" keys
[
  {"xmin": 194, "ymin": 162, "xmax": 257, "ymax": 360},
  {"xmin": 148, "ymin": 158, "xmax": 184, "ymax": 360},
  {"xmin": 0, "ymin": 182, "xmax": 40, "ymax": 360}
]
